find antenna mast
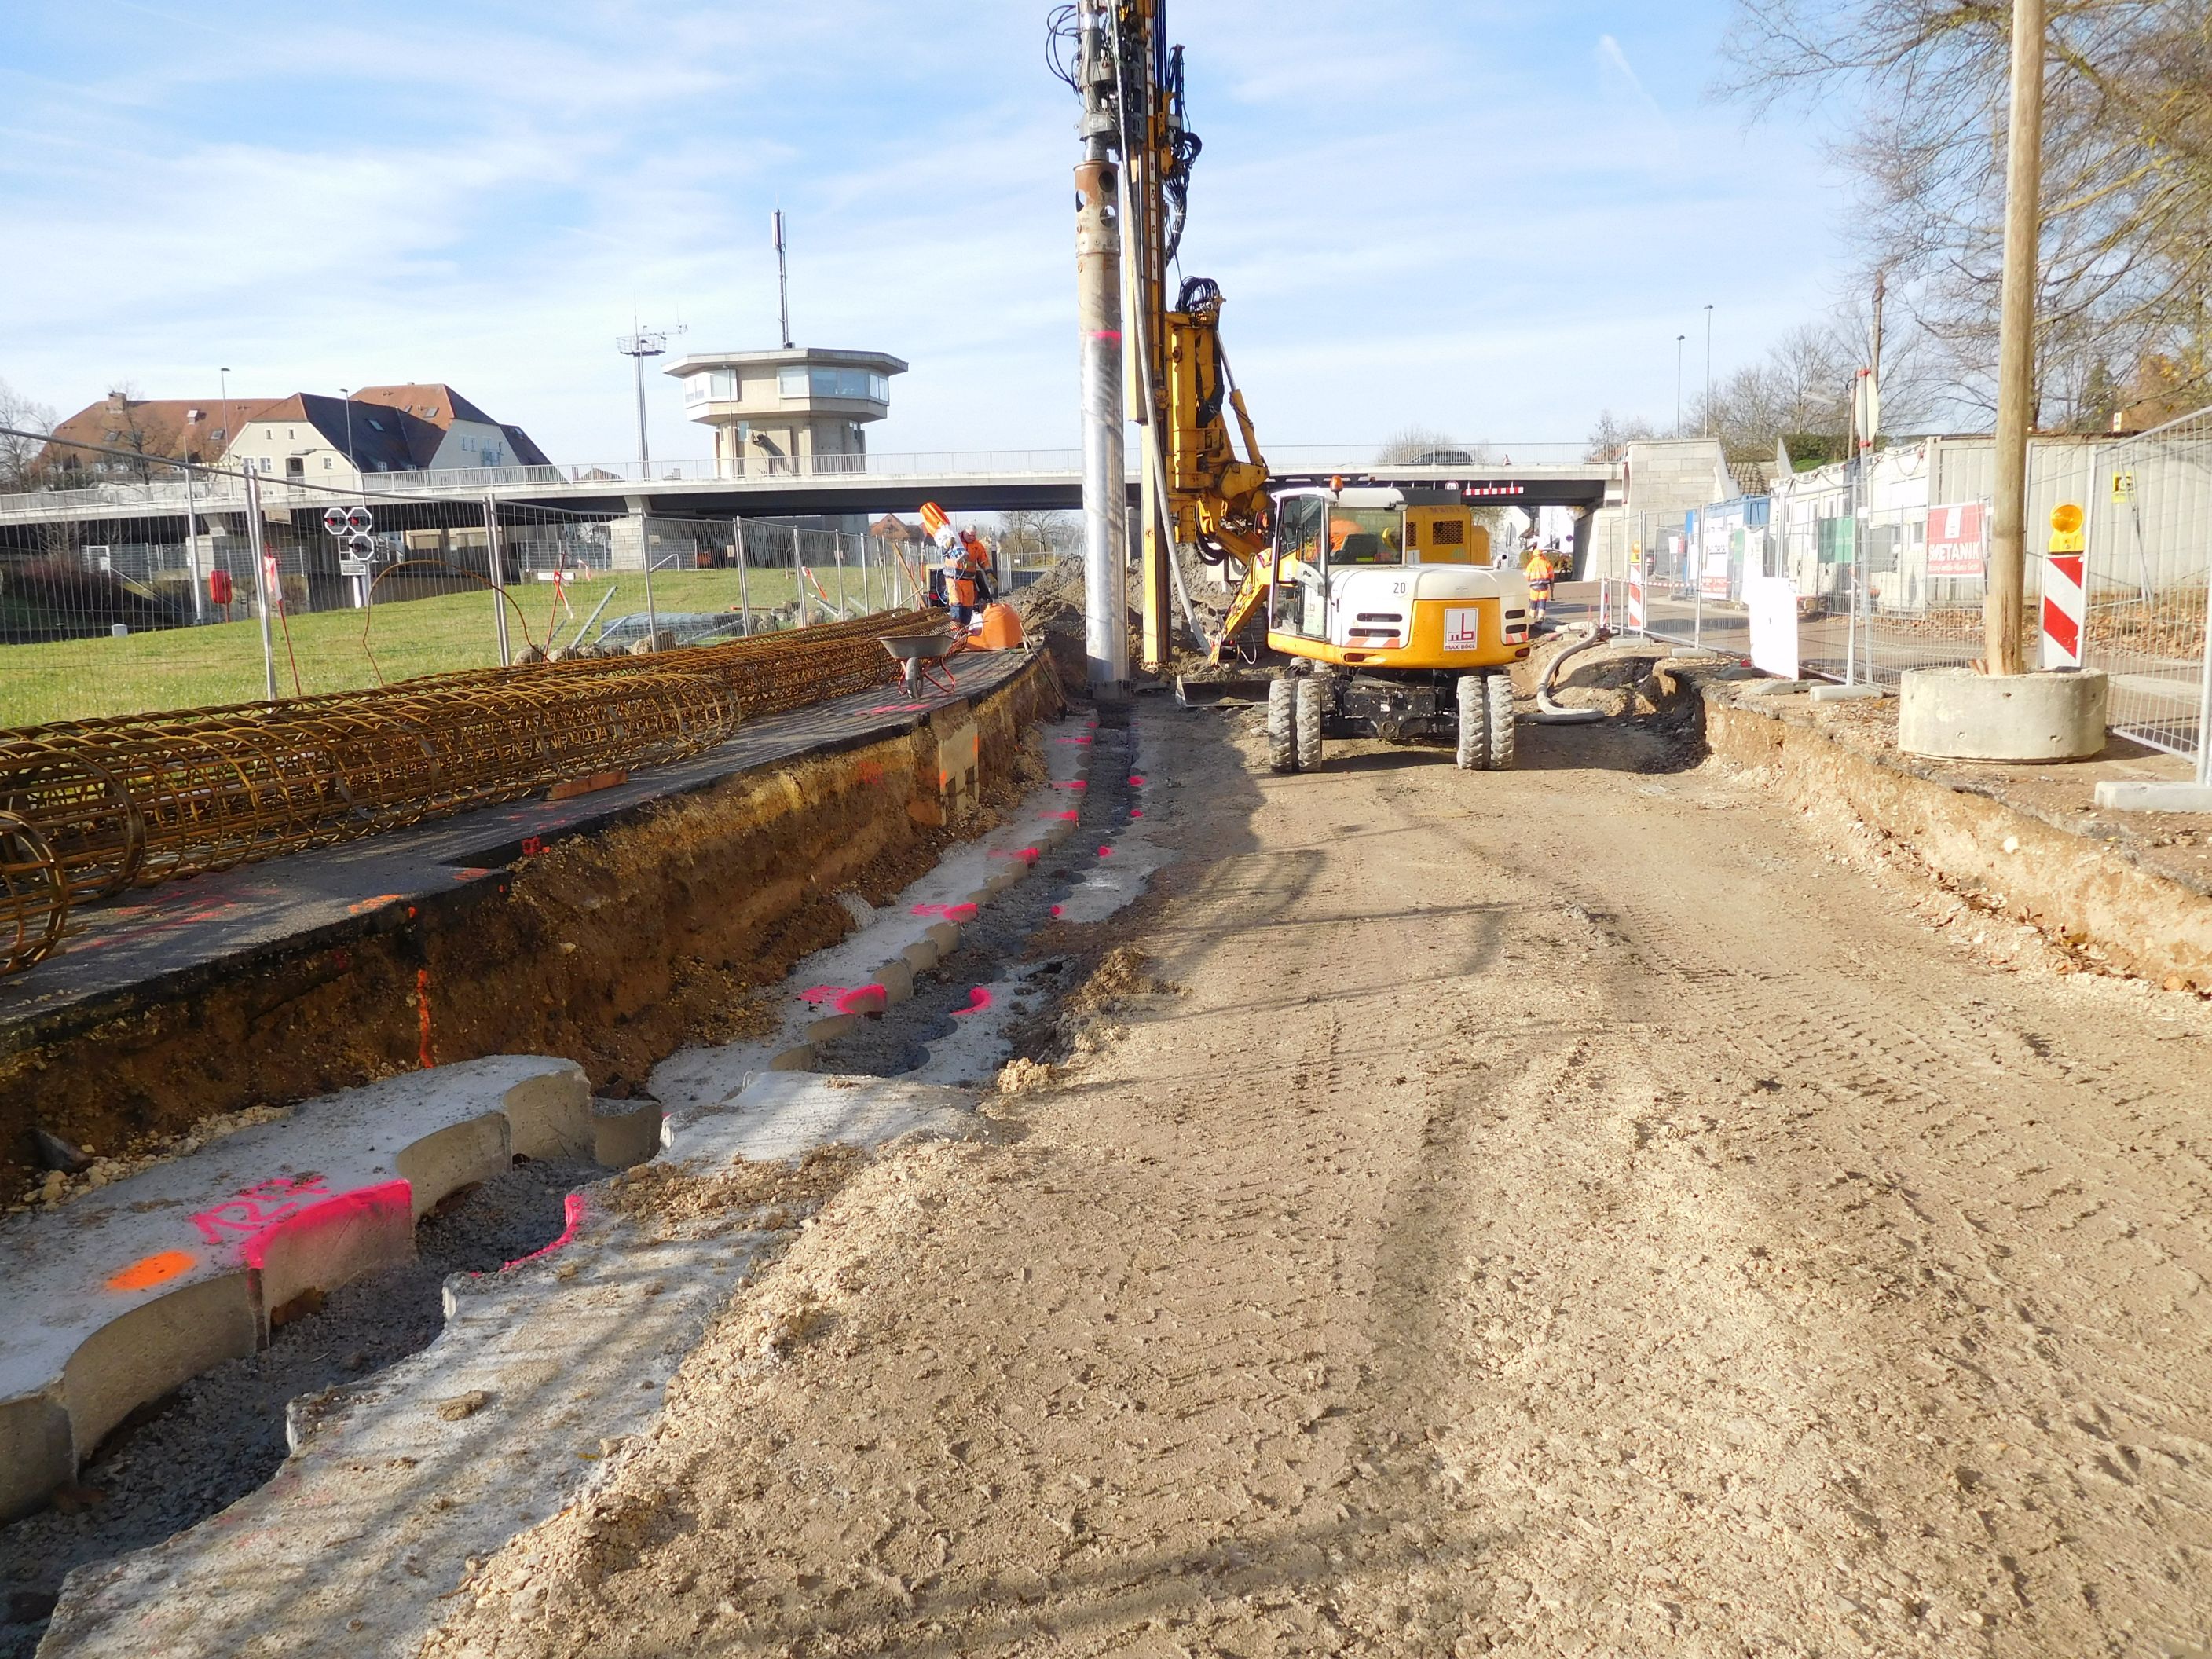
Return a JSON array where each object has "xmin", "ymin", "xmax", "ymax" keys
[{"xmin": 773, "ymin": 211, "xmax": 793, "ymax": 350}]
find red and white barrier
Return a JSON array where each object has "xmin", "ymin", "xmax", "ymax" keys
[
  {"xmin": 1626, "ymin": 558, "xmax": 1646, "ymax": 633},
  {"xmin": 2042, "ymin": 551, "xmax": 2086, "ymax": 669}
]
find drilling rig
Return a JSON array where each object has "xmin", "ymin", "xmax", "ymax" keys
[{"xmin": 1053, "ymin": 1, "xmax": 1534, "ymax": 772}]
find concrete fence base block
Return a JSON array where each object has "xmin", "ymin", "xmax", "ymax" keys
[
  {"xmin": 2094, "ymin": 780, "xmax": 2212, "ymax": 814},
  {"xmin": 1898, "ymin": 666, "xmax": 2109, "ymax": 763},
  {"xmin": 0, "ymin": 1055, "xmax": 595, "ymax": 1522},
  {"xmin": 1809, "ymin": 683, "xmax": 1885, "ymax": 703}
]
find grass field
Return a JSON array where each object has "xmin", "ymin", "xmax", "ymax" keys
[{"xmin": 0, "ymin": 565, "xmax": 906, "ymax": 728}]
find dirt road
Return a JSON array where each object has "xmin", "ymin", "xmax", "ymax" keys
[{"xmin": 427, "ymin": 694, "xmax": 2212, "ymax": 1658}]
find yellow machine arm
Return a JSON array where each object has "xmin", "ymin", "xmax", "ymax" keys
[{"xmin": 1162, "ymin": 278, "xmax": 1275, "ymax": 661}]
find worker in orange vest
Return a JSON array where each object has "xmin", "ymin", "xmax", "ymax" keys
[
  {"xmin": 920, "ymin": 502, "xmax": 994, "ymax": 631},
  {"xmin": 1523, "ymin": 542, "xmax": 1555, "ymax": 621}
]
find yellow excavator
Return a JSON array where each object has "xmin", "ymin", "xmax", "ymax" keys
[{"xmin": 1091, "ymin": 6, "xmax": 1534, "ymax": 772}]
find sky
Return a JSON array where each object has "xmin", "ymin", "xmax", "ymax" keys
[{"xmin": 0, "ymin": 0, "xmax": 1858, "ymax": 467}]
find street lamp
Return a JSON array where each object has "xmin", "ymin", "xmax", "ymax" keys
[
  {"xmin": 616, "ymin": 322, "xmax": 687, "ymax": 480},
  {"xmin": 1704, "ymin": 305, "xmax": 1715, "ymax": 438},
  {"xmin": 1675, "ymin": 335, "xmax": 1686, "ymax": 434},
  {"xmin": 219, "ymin": 367, "xmax": 231, "ymax": 460}
]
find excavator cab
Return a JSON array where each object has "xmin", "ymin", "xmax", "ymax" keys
[{"xmin": 1256, "ymin": 484, "xmax": 1531, "ymax": 777}]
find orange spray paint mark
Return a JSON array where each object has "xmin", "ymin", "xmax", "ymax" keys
[
  {"xmin": 417, "ymin": 967, "xmax": 434, "ymax": 1069},
  {"xmin": 107, "ymin": 1250, "xmax": 195, "ymax": 1292}
]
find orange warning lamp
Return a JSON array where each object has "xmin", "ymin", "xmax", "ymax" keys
[{"xmin": 2051, "ymin": 503, "xmax": 2084, "ymax": 535}]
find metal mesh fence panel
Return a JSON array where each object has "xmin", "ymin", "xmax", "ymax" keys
[
  {"xmin": 0, "ymin": 441, "xmax": 550, "ymax": 723},
  {"xmin": 2083, "ymin": 405, "xmax": 2212, "ymax": 770}
]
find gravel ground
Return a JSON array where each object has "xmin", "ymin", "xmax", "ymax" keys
[
  {"xmin": 422, "ymin": 682, "xmax": 2212, "ymax": 1658},
  {"xmin": 0, "ymin": 1156, "xmax": 595, "ymax": 1657}
]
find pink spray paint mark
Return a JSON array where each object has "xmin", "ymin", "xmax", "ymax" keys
[
  {"xmin": 950, "ymin": 985, "xmax": 994, "ymax": 1018},
  {"xmin": 1051, "ymin": 780, "xmax": 1088, "ymax": 791},
  {"xmin": 990, "ymin": 846, "xmax": 1042, "ymax": 862},
  {"xmin": 1054, "ymin": 735, "xmax": 1093, "ymax": 746},
  {"xmin": 505, "ymin": 1192, "xmax": 588, "ymax": 1269},
  {"xmin": 910, "ymin": 902, "xmax": 979, "ymax": 922},
  {"xmin": 235, "ymin": 1179, "xmax": 414, "ymax": 1271},
  {"xmin": 190, "ymin": 1173, "xmax": 334, "ymax": 1247},
  {"xmin": 841, "ymin": 984, "xmax": 888, "ymax": 1016},
  {"xmin": 1050, "ymin": 904, "xmax": 1065, "ymax": 918},
  {"xmin": 1130, "ymin": 808, "xmax": 1144, "ymax": 819},
  {"xmin": 1129, "ymin": 775, "xmax": 1146, "ymax": 787},
  {"xmin": 802, "ymin": 983, "xmax": 888, "ymax": 1016},
  {"xmin": 1043, "ymin": 810, "xmax": 1080, "ymax": 821},
  {"xmin": 1098, "ymin": 845, "xmax": 1115, "ymax": 858}
]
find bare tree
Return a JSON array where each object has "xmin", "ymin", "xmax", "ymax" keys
[
  {"xmin": 0, "ymin": 379, "xmax": 56, "ymax": 493},
  {"xmin": 993, "ymin": 508, "xmax": 1077, "ymax": 564},
  {"xmin": 1585, "ymin": 410, "xmax": 1666, "ymax": 463},
  {"xmin": 1722, "ymin": 0, "xmax": 2212, "ymax": 427},
  {"xmin": 1376, "ymin": 425, "xmax": 1497, "ymax": 464}
]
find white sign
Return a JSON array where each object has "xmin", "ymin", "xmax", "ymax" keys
[
  {"xmin": 1745, "ymin": 573, "xmax": 1800, "ymax": 680},
  {"xmin": 1443, "ymin": 607, "xmax": 1482, "ymax": 650}
]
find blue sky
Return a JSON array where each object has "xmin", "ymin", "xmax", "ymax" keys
[{"xmin": 0, "ymin": 1, "xmax": 1855, "ymax": 464}]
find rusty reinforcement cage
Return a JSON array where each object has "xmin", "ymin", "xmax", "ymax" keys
[{"xmin": 0, "ymin": 610, "xmax": 932, "ymax": 975}]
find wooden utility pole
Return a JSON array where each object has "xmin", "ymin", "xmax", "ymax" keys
[{"xmin": 1987, "ymin": 0, "xmax": 2045, "ymax": 676}]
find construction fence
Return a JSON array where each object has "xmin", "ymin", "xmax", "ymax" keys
[
  {"xmin": 0, "ymin": 447, "xmax": 931, "ymax": 728},
  {"xmin": 1602, "ymin": 407, "xmax": 2212, "ymax": 771}
]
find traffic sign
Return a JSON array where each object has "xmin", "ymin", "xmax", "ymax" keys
[
  {"xmin": 2112, "ymin": 469, "xmax": 2135, "ymax": 503},
  {"xmin": 322, "ymin": 507, "xmax": 348, "ymax": 535}
]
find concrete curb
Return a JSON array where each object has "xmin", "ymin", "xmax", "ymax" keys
[
  {"xmin": 0, "ymin": 1056, "xmax": 660, "ymax": 1522},
  {"xmin": 37, "ymin": 1071, "xmax": 986, "ymax": 1659}
]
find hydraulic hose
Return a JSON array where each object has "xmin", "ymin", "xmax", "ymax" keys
[{"xmin": 1533, "ymin": 625, "xmax": 1613, "ymax": 725}]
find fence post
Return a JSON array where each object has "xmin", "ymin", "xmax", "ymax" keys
[
  {"xmin": 641, "ymin": 518, "xmax": 661, "ymax": 648},
  {"xmin": 733, "ymin": 517, "xmax": 752, "ymax": 635},
  {"xmin": 183, "ymin": 464, "xmax": 207, "ymax": 624},
  {"xmin": 483, "ymin": 493, "xmax": 511, "ymax": 667},
  {"xmin": 833, "ymin": 533, "xmax": 847, "ymax": 617},
  {"xmin": 859, "ymin": 533, "xmax": 872, "ymax": 613},
  {"xmin": 793, "ymin": 525, "xmax": 808, "ymax": 627},
  {"xmin": 243, "ymin": 470, "xmax": 280, "ymax": 701},
  {"xmin": 2196, "ymin": 575, "xmax": 2212, "ymax": 788}
]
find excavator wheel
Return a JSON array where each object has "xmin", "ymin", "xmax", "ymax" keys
[
  {"xmin": 1455, "ymin": 675, "xmax": 1489, "ymax": 771},
  {"xmin": 1294, "ymin": 679, "xmax": 1327, "ymax": 772},
  {"xmin": 1265, "ymin": 678, "xmax": 1298, "ymax": 774},
  {"xmin": 1485, "ymin": 672, "xmax": 1517, "ymax": 770}
]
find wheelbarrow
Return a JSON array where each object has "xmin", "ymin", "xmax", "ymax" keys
[{"xmin": 877, "ymin": 630, "xmax": 959, "ymax": 699}]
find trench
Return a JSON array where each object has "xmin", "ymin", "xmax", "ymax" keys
[
  {"xmin": 0, "ymin": 679, "xmax": 1145, "ymax": 1657},
  {"xmin": 811, "ymin": 706, "xmax": 1141, "ymax": 1081},
  {"xmin": 0, "ymin": 1159, "xmax": 590, "ymax": 1658}
]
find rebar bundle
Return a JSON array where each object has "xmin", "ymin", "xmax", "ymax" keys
[{"xmin": 0, "ymin": 613, "xmax": 931, "ymax": 976}]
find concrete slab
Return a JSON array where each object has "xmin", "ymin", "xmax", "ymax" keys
[
  {"xmin": 1808, "ymin": 683, "xmax": 1885, "ymax": 703},
  {"xmin": 0, "ymin": 1056, "xmax": 622, "ymax": 1522},
  {"xmin": 2095, "ymin": 781, "xmax": 2212, "ymax": 814},
  {"xmin": 37, "ymin": 1071, "xmax": 983, "ymax": 1659},
  {"xmin": 649, "ymin": 713, "xmax": 1098, "ymax": 1113}
]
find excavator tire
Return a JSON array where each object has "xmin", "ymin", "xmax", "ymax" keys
[
  {"xmin": 1485, "ymin": 671, "xmax": 1517, "ymax": 770},
  {"xmin": 1265, "ymin": 677, "xmax": 1298, "ymax": 774},
  {"xmin": 1455, "ymin": 674, "xmax": 1488, "ymax": 771},
  {"xmin": 1294, "ymin": 679, "xmax": 1327, "ymax": 772}
]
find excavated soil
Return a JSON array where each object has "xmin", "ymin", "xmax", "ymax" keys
[{"xmin": 422, "ymin": 683, "xmax": 2212, "ymax": 1659}]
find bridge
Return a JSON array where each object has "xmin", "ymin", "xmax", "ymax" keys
[{"xmin": 0, "ymin": 446, "xmax": 1619, "ymax": 540}]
